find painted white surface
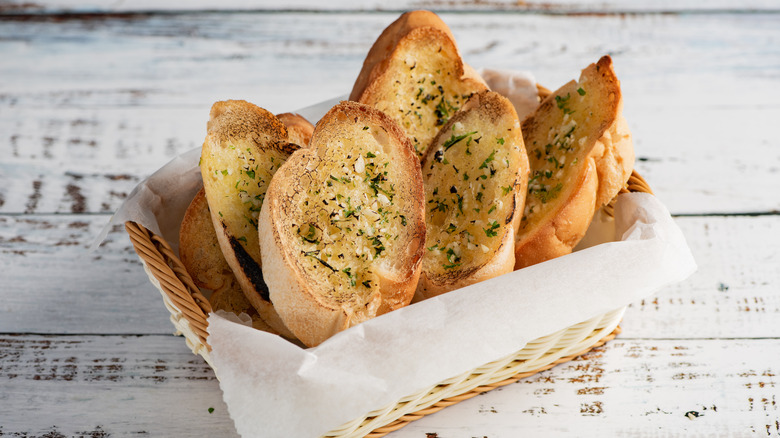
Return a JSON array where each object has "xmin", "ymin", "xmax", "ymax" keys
[
  {"xmin": 2, "ymin": 0, "xmax": 779, "ymax": 13},
  {"xmin": 0, "ymin": 6, "xmax": 778, "ymax": 438}
]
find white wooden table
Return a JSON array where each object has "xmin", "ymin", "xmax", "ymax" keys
[{"xmin": 2, "ymin": 1, "xmax": 779, "ymax": 436}]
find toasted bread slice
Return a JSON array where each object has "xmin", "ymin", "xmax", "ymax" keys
[
  {"xmin": 352, "ymin": 11, "xmax": 488, "ymax": 158},
  {"xmin": 179, "ymin": 188, "xmax": 235, "ymax": 292},
  {"xmin": 515, "ymin": 56, "xmax": 634, "ymax": 269},
  {"xmin": 259, "ymin": 101, "xmax": 426, "ymax": 347},
  {"xmin": 416, "ymin": 91, "xmax": 528, "ymax": 299},
  {"xmin": 185, "ymin": 111, "xmax": 311, "ymax": 338},
  {"xmin": 200, "ymin": 100, "xmax": 300, "ymax": 335},
  {"xmin": 350, "ymin": 10, "xmax": 486, "ymax": 102}
]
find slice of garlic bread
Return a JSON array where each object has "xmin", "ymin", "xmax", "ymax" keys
[
  {"xmin": 352, "ymin": 11, "xmax": 488, "ymax": 159},
  {"xmin": 200, "ymin": 100, "xmax": 299, "ymax": 335},
  {"xmin": 515, "ymin": 56, "xmax": 634, "ymax": 269},
  {"xmin": 179, "ymin": 188, "xmax": 235, "ymax": 292},
  {"xmin": 259, "ymin": 101, "xmax": 426, "ymax": 347},
  {"xmin": 350, "ymin": 10, "xmax": 486, "ymax": 102},
  {"xmin": 416, "ymin": 90, "xmax": 528, "ymax": 300}
]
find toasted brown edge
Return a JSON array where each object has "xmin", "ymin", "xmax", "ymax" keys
[
  {"xmin": 179, "ymin": 188, "xmax": 230, "ymax": 291},
  {"xmin": 201, "ymin": 99, "xmax": 298, "ymax": 337},
  {"xmin": 514, "ymin": 56, "xmax": 634, "ymax": 269},
  {"xmin": 350, "ymin": 10, "xmax": 486, "ymax": 102},
  {"xmin": 276, "ymin": 112, "xmax": 315, "ymax": 148}
]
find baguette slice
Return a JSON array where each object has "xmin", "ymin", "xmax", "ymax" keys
[
  {"xmin": 352, "ymin": 10, "xmax": 488, "ymax": 158},
  {"xmin": 515, "ymin": 56, "xmax": 634, "ymax": 269},
  {"xmin": 200, "ymin": 100, "xmax": 299, "ymax": 335},
  {"xmin": 179, "ymin": 188, "xmax": 236, "ymax": 293},
  {"xmin": 416, "ymin": 90, "xmax": 528, "ymax": 300},
  {"xmin": 259, "ymin": 101, "xmax": 426, "ymax": 347},
  {"xmin": 350, "ymin": 10, "xmax": 486, "ymax": 102}
]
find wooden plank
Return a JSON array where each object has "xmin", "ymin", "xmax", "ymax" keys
[
  {"xmin": 1, "ymin": 214, "xmax": 778, "ymax": 339},
  {"xmin": 1, "ymin": 12, "xmax": 778, "ymax": 215},
  {"xmin": 621, "ymin": 215, "xmax": 780, "ymax": 340},
  {"xmin": 0, "ymin": 334, "xmax": 238, "ymax": 437},
  {"xmin": 0, "ymin": 215, "xmax": 176, "ymax": 335},
  {"xmin": 392, "ymin": 338, "xmax": 780, "ymax": 437},
  {"xmin": 1, "ymin": 334, "xmax": 777, "ymax": 437},
  {"xmin": 1, "ymin": 0, "xmax": 778, "ymax": 14}
]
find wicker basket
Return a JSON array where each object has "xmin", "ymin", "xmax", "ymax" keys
[
  {"xmin": 125, "ymin": 167, "xmax": 653, "ymax": 437},
  {"xmin": 124, "ymin": 81, "xmax": 653, "ymax": 437}
]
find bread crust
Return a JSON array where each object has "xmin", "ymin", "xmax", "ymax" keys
[
  {"xmin": 349, "ymin": 10, "xmax": 486, "ymax": 102},
  {"xmin": 514, "ymin": 56, "xmax": 634, "ymax": 269},
  {"xmin": 353, "ymin": 14, "xmax": 488, "ymax": 158},
  {"xmin": 179, "ymin": 188, "xmax": 235, "ymax": 292},
  {"xmin": 259, "ymin": 101, "xmax": 426, "ymax": 347},
  {"xmin": 415, "ymin": 91, "xmax": 528, "ymax": 299},
  {"xmin": 275, "ymin": 112, "xmax": 314, "ymax": 148}
]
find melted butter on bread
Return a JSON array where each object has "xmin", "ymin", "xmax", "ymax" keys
[
  {"xmin": 515, "ymin": 56, "xmax": 634, "ymax": 269},
  {"xmin": 417, "ymin": 90, "xmax": 528, "ymax": 299},
  {"xmin": 291, "ymin": 128, "xmax": 409, "ymax": 307}
]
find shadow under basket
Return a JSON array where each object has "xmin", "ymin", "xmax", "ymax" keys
[{"xmin": 124, "ymin": 170, "xmax": 652, "ymax": 438}]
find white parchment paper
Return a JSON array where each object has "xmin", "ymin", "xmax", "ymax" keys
[
  {"xmin": 97, "ymin": 70, "xmax": 697, "ymax": 437},
  {"xmin": 208, "ymin": 191, "xmax": 695, "ymax": 437}
]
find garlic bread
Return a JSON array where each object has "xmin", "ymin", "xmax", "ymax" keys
[
  {"xmin": 416, "ymin": 90, "xmax": 528, "ymax": 299},
  {"xmin": 259, "ymin": 101, "xmax": 426, "ymax": 347},
  {"xmin": 199, "ymin": 100, "xmax": 299, "ymax": 335},
  {"xmin": 179, "ymin": 188, "xmax": 235, "ymax": 292},
  {"xmin": 351, "ymin": 10, "xmax": 488, "ymax": 158},
  {"xmin": 515, "ymin": 56, "xmax": 634, "ymax": 269}
]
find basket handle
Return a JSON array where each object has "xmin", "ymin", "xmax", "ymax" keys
[{"xmin": 125, "ymin": 221, "xmax": 213, "ymax": 350}]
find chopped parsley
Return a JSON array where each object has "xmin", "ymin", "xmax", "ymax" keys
[
  {"xmin": 442, "ymin": 131, "xmax": 477, "ymax": 152},
  {"xmin": 443, "ymin": 247, "xmax": 462, "ymax": 269},
  {"xmin": 484, "ymin": 220, "xmax": 500, "ymax": 237},
  {"xmin": 555, "ymin": 93, "xmax": 575, "ymax": 115},
  {"xmin": 479, "ymin": 150, "xmax": 497, "ymax": 170},
  {"xmin": 533, "ymin": 182, "xmax": 564, "ymax": 204}
]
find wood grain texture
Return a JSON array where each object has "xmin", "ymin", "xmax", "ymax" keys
[
  {"xmin": 0, "ymin": 215, "xmax": 175, "ymax": 334},
  {"xmin": 1, "ymin": 335, "xmax": 777, "ymax": 437},
  {"xmin": 1, "ymin": 6, "xmax": 778, "ymax": 438},
  {"xmin": 390, "ymin": 338, "xmax": 780, "ymax": 437},
  {"xmin": 0, "ymin": 334, "xmax": 238, "ymax": 437},
  {"xmin": 1, "ymin": 13, "xmax": 779, "ymax": 215},
  {"xmin": 621, "ymin": 215, "xmax": 780, "ymax": 340},
  {"xmin": 2, "ymin": 0, "xmax": 779, "ymax": 14}
]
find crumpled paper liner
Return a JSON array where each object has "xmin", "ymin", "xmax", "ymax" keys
[
  {"xmin": 96, "ymin": 70, "xmax": 697, "ymax": 437},
  {"xmin": 208, "ymin": 191, "xmax": 695, "ymax": 438}
]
